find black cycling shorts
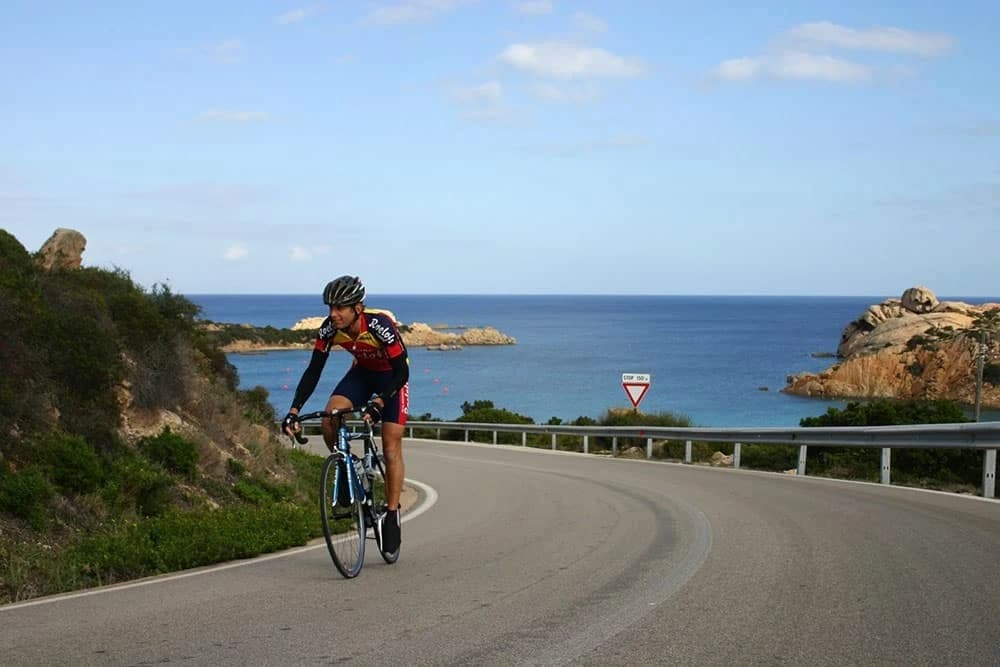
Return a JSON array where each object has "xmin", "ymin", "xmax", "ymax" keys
[{"xmin": 332, "ymin": 365, "xmax": 409, "ymax": 425}]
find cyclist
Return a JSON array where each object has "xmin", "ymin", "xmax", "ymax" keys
[{"xmin": 281, "ymin": 275, "xmax": 409, "ymax": 555}]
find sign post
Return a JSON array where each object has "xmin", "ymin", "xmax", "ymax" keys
[{"xmin": 621, "ymin": 373, "xmax": 651, "ymax": 412}]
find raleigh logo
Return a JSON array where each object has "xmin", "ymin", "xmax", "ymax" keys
[{"xmin": 368, "ymin": 317, "xmax": 396, "ymax": 344}]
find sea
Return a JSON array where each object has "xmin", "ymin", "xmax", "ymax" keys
[{"xmin": 187, "ymin": 294, "xmax": 1000, "ymax": 428}]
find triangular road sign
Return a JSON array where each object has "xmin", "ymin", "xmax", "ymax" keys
[{"xmin": 623, "ymin": 383, "xmax": 649, "ymax": 408}]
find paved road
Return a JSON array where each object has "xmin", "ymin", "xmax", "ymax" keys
[{"xmin": 3, "ymin": 440, "xmax": 999, "ymax": 665}]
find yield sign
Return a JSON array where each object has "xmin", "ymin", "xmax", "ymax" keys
[{"xmin": 621, "ymin": 373, "xmax": 650, "ymax": 408}]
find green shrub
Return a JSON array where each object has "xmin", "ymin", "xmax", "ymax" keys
[
  {"xmin": 0, "ymin": 467, "xmax": 54, "ymax": 529},
  {"xmin": 800, "ymin": 399, "xmax": 978, "ymax": 484},
  {"xmin": 67, "ymin": 504, "xmax": 315, "ymax": 585},
  {"xmin": 36, "ymin": 432, "xmax": 104, "ymax": 494},
  {"xmin": 800, "ymin": 399, "xmax": 968, "ymax": 427},
  {"xmin": 103, "ymin": 455, "xmax": 174, "ymax": 517},
  {"xmin": 740, "ymin": 444, "xmax": 799, "ymax": 472},
  {"xmin": 239, "ymin": 386, "xmax": 277, "ymax": 423},
  {"xmin": 233, "ymin": 477, "xmax": 292, "ymax": 505},
  {"xmin": 138, "ymin": 427, "xmax": 199, "ymax": 479}
]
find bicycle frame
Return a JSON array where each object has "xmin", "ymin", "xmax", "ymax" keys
[{"xmin": 293, "ymin": 408, "xmax": 377, "ymax": 509}]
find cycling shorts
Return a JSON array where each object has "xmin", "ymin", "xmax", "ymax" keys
[{"xmin": 332, "ymin": 365, "xmax": 409, "ymax": 425}]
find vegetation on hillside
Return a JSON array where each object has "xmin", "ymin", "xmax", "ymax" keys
[{"xmin": 0, "ymin": 230, "xmax": 326, "ymax": 603}]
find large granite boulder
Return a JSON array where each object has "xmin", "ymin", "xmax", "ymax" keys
[
  {"xmin": 36, "ymin": 228, "xmax": 86, "ymax": 270},
  {"xmin": 786, "ymin": 286, "xmax": 1000, "ymax": 406},
  {"xmin": 901, "ymin": 286, "xmax": 938, "ymax": 313}
]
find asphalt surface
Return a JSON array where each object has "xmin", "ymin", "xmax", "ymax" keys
[{"xmin": 3, "ymin": 440, "xmax": 999, "ymax": 665}]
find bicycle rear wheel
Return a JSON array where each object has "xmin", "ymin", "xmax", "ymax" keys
[
  {"xmin": 320, "ymin": 455, "xmax": 365, "ymax": 578},
  {"xmin": 363, "ymin": 447, "xmax": 399, "ymax": 564}
]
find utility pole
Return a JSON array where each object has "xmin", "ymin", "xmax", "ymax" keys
[{"xmin": 974, "ymin": 331, "xmax": 985, "ymax": 422}]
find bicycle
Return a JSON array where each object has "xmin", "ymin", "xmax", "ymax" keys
[{"xmin": 291, "ymin": 407, "xmax": 400, "ymax": 578}]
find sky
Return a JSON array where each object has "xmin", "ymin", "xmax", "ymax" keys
[{"xmin": 1, "ymin": 1, "xmax": 998, "ymax": 297}]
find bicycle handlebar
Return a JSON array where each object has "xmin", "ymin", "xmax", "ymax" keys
[{"xmin": 286, "ymin": 407, "xmax": 374, "ymax": 445}]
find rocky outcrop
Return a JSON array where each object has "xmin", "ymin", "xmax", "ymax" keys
[
  {"xmin": 785, "ymin": 287, "xmax": 1000, "ymax": 407},
  {"xmin": 289, "ymin": 317, "xmax": 516, "ymax": 349},
  {"xmin": 36, "ymin": 228, "xmax": 86, "ymax": 270}
]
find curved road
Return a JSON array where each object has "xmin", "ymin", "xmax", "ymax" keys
[{"xmin": 3, "ymin": 440, "xmax": 999, "ymax": 665}]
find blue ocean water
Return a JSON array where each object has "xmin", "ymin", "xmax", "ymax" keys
[{"xmin": 188, "ymin": 294, "xmax": 1000, "ymax": 427}]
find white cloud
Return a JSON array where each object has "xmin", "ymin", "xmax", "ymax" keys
[
  {"xmin": 199, "ymin": 110, "xmax": 270, "ymax": 122},
  {"xmin": 224, "ymin": 245, "xmax": 249, "ymax": 261},
  {"xmin": 710, "ymin": 21, "xmax": 951, "ymax": 85},
  {"xmin": 499, "ymin": 41, "xmax": 643, "ymax": 79},
  {"xmin": 514, "ymin": 1, "xmax": 553, "ymax": 15},
  {"xmin": 712, "ymin": 51, "xmax": 875, "ymax": 83},
  {"xmin": 573, "ymin": 12, "xmax": 607, "ymax": 34},
  {"xmin": 213, "ymin": 39, "xmax": 244, "ymax": 64},
  {"xmin": 366, "ymin": 0, "xmax": 473, "ymax": 25},
  {"xmin": 784, "ymin": 21, "xmax": 954, "ymax": 56},
  {"xmin": 290, "ymin": 246, "xmax": 312, "ymax": 261}
]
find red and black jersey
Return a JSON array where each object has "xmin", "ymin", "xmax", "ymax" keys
[{"xmin": 313, "ymin": 309, "xmax": 407, "ymax": 371}]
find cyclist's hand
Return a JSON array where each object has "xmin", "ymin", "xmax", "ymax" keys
[
  {"xmin": 281, "ymin": 412, "xmax": 300, "ymax": 438},
  {"xmin": 362, "ymin": 401, "xmax": 383, "ymax": 424}
]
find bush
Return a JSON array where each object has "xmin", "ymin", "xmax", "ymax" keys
[
  {"xmin": 0, "ymin": 467, "xmax": 54, "ymax": 529},
  {"xmin": 800, "ymin": 399, "xmax": 968, "ymax": 427},
  {"xmin": 138, "ymin": 427, "xmax": 200, "ymax": 479},
  {"xmin": 36, "ymin": 432, "xmax": 104, "ymax": 495},
  {"xmin": 233, "ymin": 477, "xmax": 293, "ymax": 505},
  {"xmin": 800, "ymin": 399, "xmax": 978, "ymax": 484},
  {"xmin": 66, "ymin": 504, "xmax": 315, "ymax": 585},
  {"xmin": 239, "ymin": 386, "xmax": 277, "ymax": 423},
  {"xmin": 103, "ymin": 455, "xmax": 175, "ymax": 517},
  {"xmin": 984, "ymin": 363, "xmax": 1000, "ymax": 387}
]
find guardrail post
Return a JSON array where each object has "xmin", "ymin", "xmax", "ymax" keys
[
  {"xmin": 583, "ymin": 435, "xmax": 589, "ymax": 454},
  {"xmin": 612, "ymin": 436, "xmax": 618, "ymax": 455},
  {"xmin": 551, "ymin": 433, "xmax": 557, "ymax": 450},
  {"xmin": 984, "ymin": 449, "xmax": 997, "ymax": 498},
  {"xmin": 797, "ymin": 445, "xmax": 807, "ymax": 476},
  {"xmin": 436, "ymin": 428, "xmax": 441, "ymax": 439},
  {"xmin": 881, "ymin": 448, "xmax": 891, "ymax": 485},
  {"xmin": 646, "ymin": 437, "xmax": 652, "ymax": 459},
  {"xmin": 733, "ymin": 443, "xmax": 741, "ymax": 469},
  {"xmin": 493, "ymin": 431, "xmax": 498, "ymax": 445},
  {"xmin": 685, "ymin": 440, "xmax": 692, "ymax": 463},
  {"xmin": 522, "ymin": 432, "xmax": 527, "ymax": 447},
  {"xmin": 464, "ymin": 429, "xmax": 469, "ymax": 442}
]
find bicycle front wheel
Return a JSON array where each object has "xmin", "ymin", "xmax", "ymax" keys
[{"xmin": 320, "ymin": 455, "xmax": 365, "ymax": 578}]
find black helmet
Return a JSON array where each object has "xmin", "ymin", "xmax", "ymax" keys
[{"xmin": 323, "ymin": 275, "xmax": 365, "ymax": 306}]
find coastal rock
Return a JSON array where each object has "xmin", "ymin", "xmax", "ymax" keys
[
  {"xmin": 36, "ymin": 228, "xmax": 86, "ymax": 271},
  {"xmin": 784, "ymin": 286, "xmax": 1000, "ymax": 407},
  {"xmin": 286, "ymin": 318, "xmax": 516, "ymax": 349},
  {"xmin": 901, "ymin": 286, "xmax": 939, "ymax": 314}
]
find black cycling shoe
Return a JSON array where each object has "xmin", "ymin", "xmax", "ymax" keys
[{"xmin": 377, "ymin": 508, "xmax": 401, "ymax": 554}]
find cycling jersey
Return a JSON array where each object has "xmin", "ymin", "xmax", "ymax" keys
[{"xmin": 313, "ymin": 309, "xmax": 406, "ymax": 371}]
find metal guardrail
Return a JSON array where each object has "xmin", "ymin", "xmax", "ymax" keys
[{"xmin": 391, "ymin": 420, "xmax": 1000, "ymax": 499}]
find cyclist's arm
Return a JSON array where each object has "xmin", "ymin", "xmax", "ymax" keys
[
  {"xmin": 376, "ymin": 352, "xmax": 409, "ymax": 403},
  {"xmin": 290, "ymin": 348, "xmax": 329, "ymax": 411}
]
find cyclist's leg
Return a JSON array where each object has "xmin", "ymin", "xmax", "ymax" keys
[
  {"xmin": 380, "ymin": 421, "xmax": 405, "ymax": 510},
  {"xmin": 379, "ymin": 383, "xmax": 409, "ymax": 511},
  {"xmin": 322, "ymin": 367, "xmax": 369, "ymax": 452}
]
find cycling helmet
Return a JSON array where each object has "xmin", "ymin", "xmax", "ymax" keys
[{"xmin": 323, "ymin": 275, "xmax": 365, "ymax": 306}]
